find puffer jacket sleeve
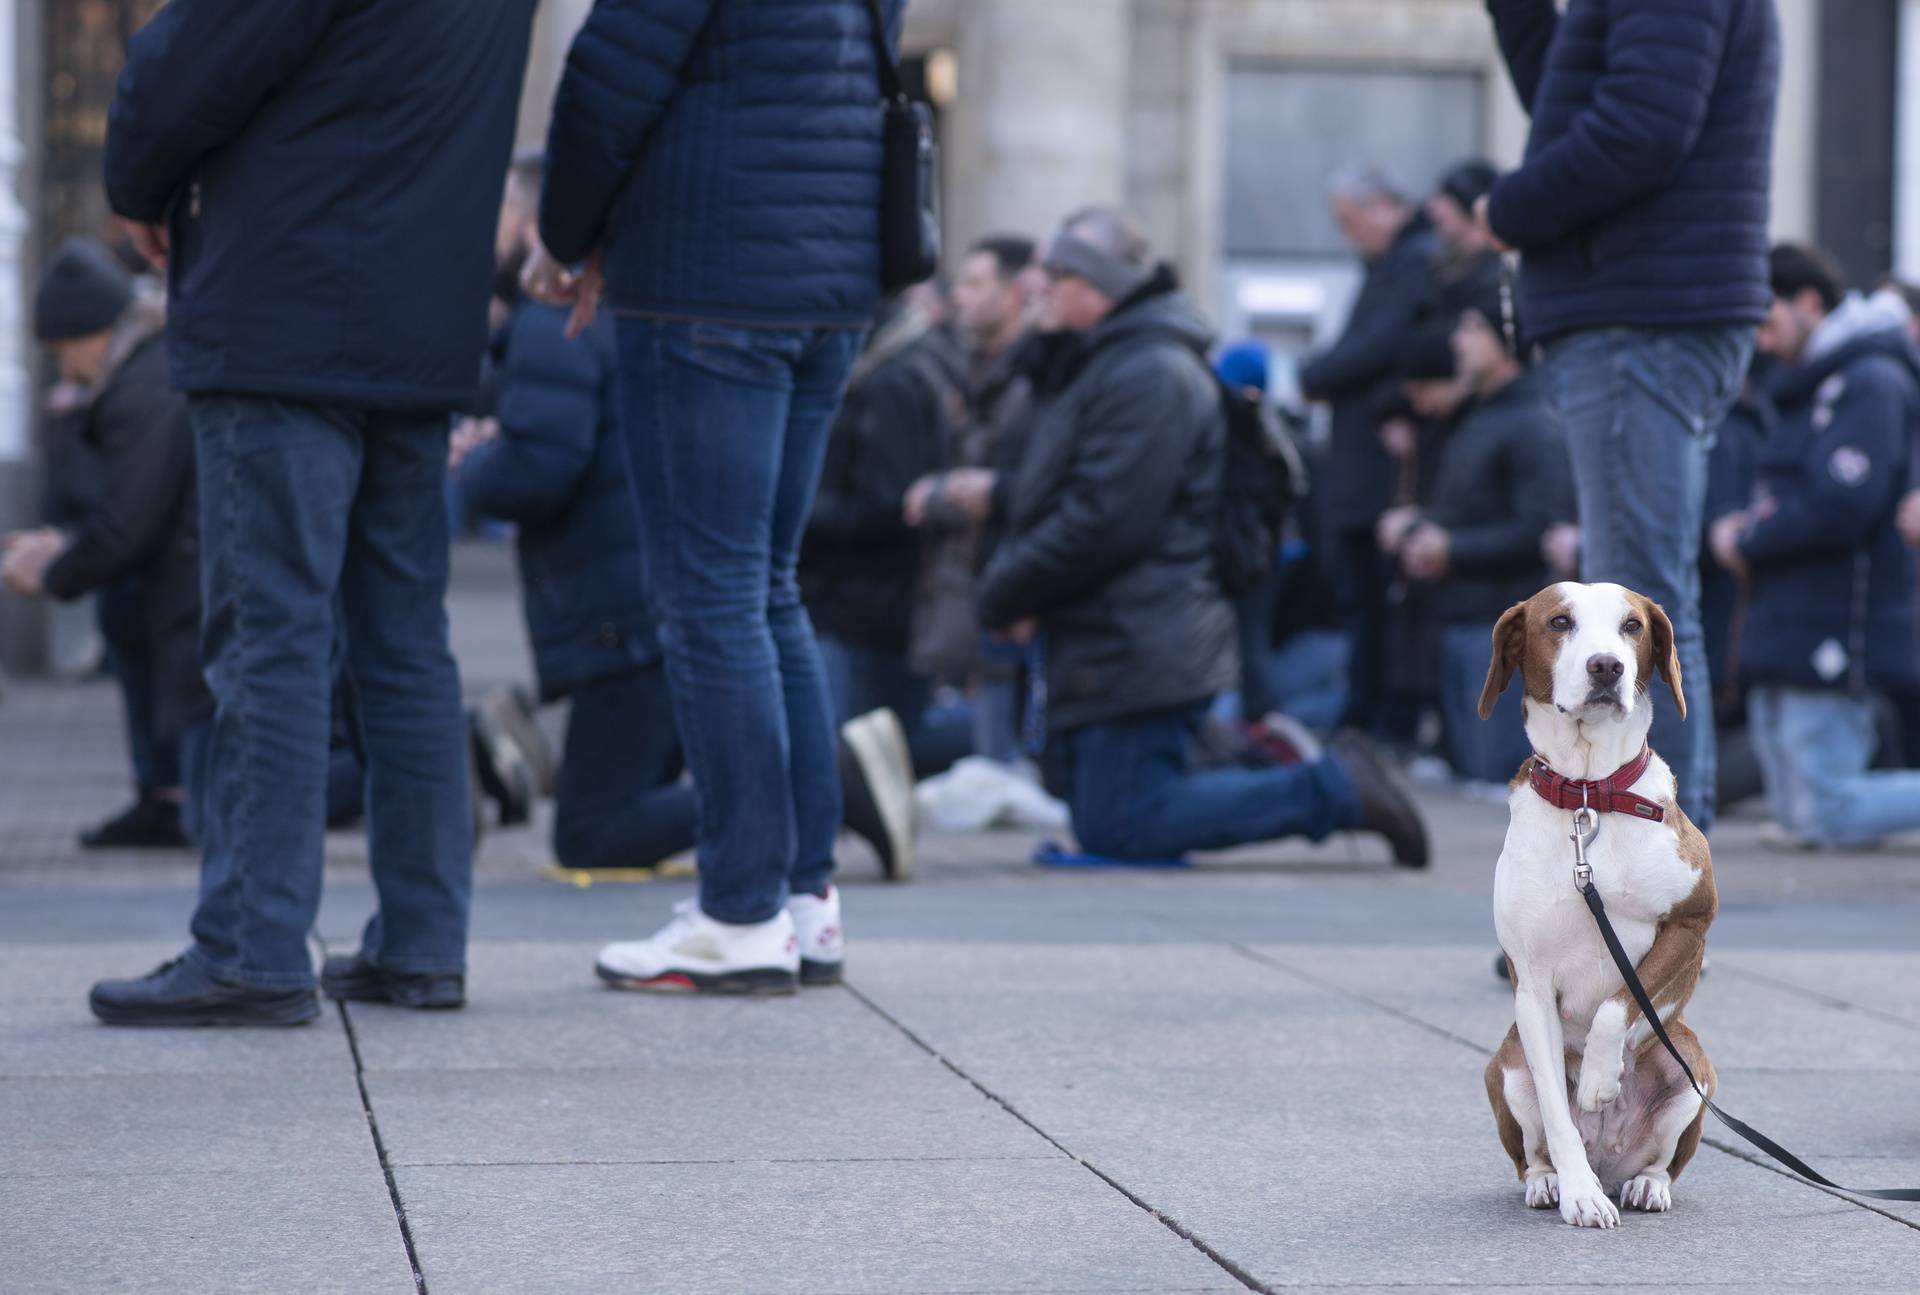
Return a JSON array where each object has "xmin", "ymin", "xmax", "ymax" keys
[
  {"xmin": 1742, "ymin": 360, "xmax": 1910, "ymax": 565},
  {"xmin": 105, "ymin": 0, "xmax": 343, "ymax": 222},
  {"xmin": 461, "ymin": 314, "xmax": 608, "ymax": 526},
  {"xmin": 539, "ymin": 0, "xmax": 718, "ymax": 264},
  {"xmin": 1486, "ymin": 0, "xmax": 1732, "ymax": 251},
  {"xmin": 1486, "ymin": 0, "xmax": 1561, "ymax": 113},
  {"xmin": 977, "ymin": 355, "xmax": 1205, "ymax": 629}
]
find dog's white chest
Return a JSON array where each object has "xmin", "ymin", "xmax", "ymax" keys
[{"xmin": 1494, "ymin": 791, "xmax": 1699, "ymax": 1045}]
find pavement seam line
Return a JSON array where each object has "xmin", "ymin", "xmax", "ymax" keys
[
  {"xmin": 1710, "ymin": 960, "xmax": 1920, "ymax": 1034},
  {"xmin": 1225, "ymin": 942, "xmax": 1920, "ymax": 1234},
  {"xmin": 336, "ymin": 999, "xmax": 432, "ymax": 1294},
  {"xmin": 841, "ymin": 981, "xmax": 1275, "ymax": 1295}
]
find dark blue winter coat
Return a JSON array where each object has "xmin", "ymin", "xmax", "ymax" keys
[
  {"xmin": 1485, "ymin": 0, "xmax": 1780, "ymax": 343},
  {"xmin": 539, "ymin": 0, "xmax": 900, "ymax": 327},
  {"xmin": 461, "ymin": 304, "xmax": 659, "ymax": 702},
  {"xmin": 1740, "ymin": 318, "xmax": 1920, "ymax": 695},
  {"xmin": 104, "ymin": 0, "xmax": 537, "ymax": 410}
]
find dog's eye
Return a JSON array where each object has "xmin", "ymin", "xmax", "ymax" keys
[
  {"xmin": 1549, "ymin": 615, "xmax": 1572, "ymax": 632},
  {"xmin": 1623, "ymin": 618, "xmax": 1643, "ymax": 635}
]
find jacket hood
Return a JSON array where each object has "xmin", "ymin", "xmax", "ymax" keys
[{"xmin": 1773, "ymin": 292, "xmax": 1920, "ymax": 405}]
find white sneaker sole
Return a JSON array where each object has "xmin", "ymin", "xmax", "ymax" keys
[{"xmin": 594, "ymin": 963, "xmax": 798, "ymax": 995}]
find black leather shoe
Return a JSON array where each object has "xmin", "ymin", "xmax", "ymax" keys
[
  {"xmin": 79, "ymin": 797, "xmax": 191, "ymax": 850},
  {"xmin": 90, "ymin": 957, "xmax": 320, "ymax": 1027},
  {"xmin": 321, "ymin": 951, "xmax": 465, "ymax": 1010},
  {"xmin": 1328, "ymin": 730, "xmax": 1431, "ymax": 869}
]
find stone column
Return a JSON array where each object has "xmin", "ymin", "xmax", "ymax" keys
[
  {"xmin": 947, "ymin": 0, "xmax": 1128, "ymax": 259},
  {"xmin": 0, "ymin": 0, "xmax": 27, "ymax": 469}
]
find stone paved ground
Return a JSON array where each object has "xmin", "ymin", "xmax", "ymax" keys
[{"xmin": 2, "ymin": 542, "xmax": 1916, "ymax": 1293}]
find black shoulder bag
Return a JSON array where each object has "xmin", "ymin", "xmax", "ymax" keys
[{"xmin": 862, "ymin": 0, "xmax": 940, "ymax": 292}]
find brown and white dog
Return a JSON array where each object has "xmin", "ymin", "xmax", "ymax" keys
[{"xmin": 1479, "ymin": 582, "xmax": 1717, "ymax": 1229}]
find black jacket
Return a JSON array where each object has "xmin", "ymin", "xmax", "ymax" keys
[
  {"xmin": 1298, "ymin": 214, "xmax": 1441, "ymax": 530},
  {"xmin": 461, "ymin": 304, "xmax": 657, "ymax": 702},
  {"xmin": 979, "ymin": 270, "xmax": 1237, "ymax": 732},
  {"xmin": 105, "ymin": 0, "xmax": 537, "ymax": 409},
  {"xmin": 1417, "ymin": 368, "xmax": 1574, "ymax": 626},
  {"xmin": 1740, "ymin": 309, "xmax": 1920, "ymax": 695},
  {"xmin": 801, "ymin": 324, "xmax": 962, "ymax": 652},
  {"xmin": 43, "ymin": 329, "xmax": 210, "ymax": 739},
  {"xmin": 1486, "ymin": 0, "xmax": 1779, "ymax": 343}
]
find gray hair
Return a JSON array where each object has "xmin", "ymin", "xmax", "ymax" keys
[
  {"xmin": 1327, "ymin": 164, "xmax": 1407, "ymax": 207},
  {"xmin": 1058, "ymin": 205, "xmax": 1152, "ymax": 269}
]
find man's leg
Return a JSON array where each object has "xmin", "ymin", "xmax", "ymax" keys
[
  {"xmin": 187, "ymin": 397, "xmax": 359, "ymax": 988},
  {"xmin": 553, "ymin": 667, "xmax": 698, "ymax": 871},
  {"xmin": 770, "ymin": 329, "xmax": 864, "ymax": 903},
  {"xmin": 615, "ymin": 319, "xmax": 805, "ymax": 925},
  {"xmin": 1064, "ymin": 705, "xmax": 1359, "ymax": 860},
  {"xmin": 338, "ymin": 413, "xmax": 472, "ymax": 975},
  {"xmin": 1548, "ymin": 327, "xmax": 1749, "ymax": 829},
  {"xmin": 1333, "ymin": 530, "xmax": 1390, "ymax": 734},
  {"xmin": 96, "ymin": 574, "xmax": 180, "ymax": 795},
  {"xmin": 1784, "ymin": 690, "xmax": 1920, "ymax": 845}
]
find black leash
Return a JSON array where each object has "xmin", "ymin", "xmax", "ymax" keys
[{"xmin": 1571, "ymin": 809, "xmax": 1920, "ymax": 1201}]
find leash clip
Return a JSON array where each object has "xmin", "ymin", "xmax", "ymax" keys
[{"xmin": 1570, "ymin": 787, "xmax": 1598, "ymax": 890}]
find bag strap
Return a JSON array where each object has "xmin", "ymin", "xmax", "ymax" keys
[
  {"xmin": 861, "ymin": 0, "xmax": 906, "ymax": 103},
  {"xmin": 1578, "ymin": 879, "xmax": 1920, "ymax": 1201}
]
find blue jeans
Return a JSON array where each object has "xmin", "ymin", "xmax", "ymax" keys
[
  {"xmin": 1054, "ymin": 703, "xmax": 1360, "ymax": 859},
  {"xmin": 96, "ymin": 574, "xmax": 182, "ymax": 793},
  {"xmin": 614, "ymin": 319, "xmax": 863, "ymax": 923},
  {"xmin": 1544, "ymin": 326, "xmax": 1750, "ymax": 830},
  {"xmin": 1267, "ymin": 628, "xmax": 1350, "ymax": 732},
  {"xmin": 554, "ymin": 666, "xmax": 698, "ymax": 871},
  {"xmin": 188, "ymin": 397, "xmax": 472, "ymax": 990},
  {"xmin": 1748, "ymin": 686, "xmax": 1920, "ymax": 846},
  {"xmin": 818, "ymin": 632, "xmax": 973, "ymax": 777},
  {"xmin": 1440, "ymin": 622, "xmax": 1531, "ymax": 785}
]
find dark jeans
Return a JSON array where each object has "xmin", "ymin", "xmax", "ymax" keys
[
  {"xmin": 1440, "ymin": 621, "xmax": 1531, "ymax": 784},
  {"xmin": 614, "ymin": 318, "xmax": 863, "ymax": 923},
  {"xmin": 1053, "ymin": 702, "xmax": 1360, "ymax": 860},
  {"xmin": 818, "ymin": 632, "xmax": 973, "ymax": 777},
  {"xmin": 1330, "ymin": 530, "xmax": 1394, "ymax": 736},
  {"xmin": 554, "ymin": 666, "xmax": 699, "ymax": 871},
  {"xmin": 187, "ymin": 397, "xmax": 472, "ymax": 990},
  {"xmin": 96, "ymin": 574, "xmax": 181, "ymax": 793},
  {"xmin": 1544, "ymin": 325, "xmax": 1750, "ymax": 829}
]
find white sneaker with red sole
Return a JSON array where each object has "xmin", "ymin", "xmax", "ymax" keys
[
  {"xmin": 789, "ymin": 886, "xmax": 845, "ymax": 986},
  {"xmin": 595, "ymin": 905, "xmax": 799, "ymax": 995}
]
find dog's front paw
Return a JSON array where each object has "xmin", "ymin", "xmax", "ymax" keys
[
  {"xmin": 1524, "ymin": 1171, "xmax": 1559, "ymax": 1209},
  {"xmin": 1620, "ymin": 1173, "xmax": 1672, "ymax": 1212},
  {"xmin": 1576, "ymin": 1055, "xmax": 1623, "ymax": 1112},
  {"xmin": 1559, "ymin": 1175, "xmax": 1621, "ymax": 1229}
]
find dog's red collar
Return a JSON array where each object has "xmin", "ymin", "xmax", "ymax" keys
[{"xmin": 1528, "ymin": 746, "xmax": 1666, "ymax": 822}]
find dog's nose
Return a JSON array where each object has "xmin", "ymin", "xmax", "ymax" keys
[{"xmin": 1587, "ymin": 654, "xmax": 1625, "ymax": 683}]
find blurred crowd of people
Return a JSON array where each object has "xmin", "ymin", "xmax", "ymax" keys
[{"xmin": 2, "ymin": 0, "xmax": 1915, "ymax": 1026}]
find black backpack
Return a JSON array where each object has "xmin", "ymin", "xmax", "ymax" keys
[{"xmin": 1213, "ymin": 381, "xmax": 1305, "ymax": 596}]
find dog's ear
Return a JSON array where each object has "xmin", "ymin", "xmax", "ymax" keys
[
  {"xmin": 1643, "ymin": 596, "xmax": 1685, "ymax": 720},
  {"xmin": 1479, "ymin": 602, "xmax": 1528, "ymax": 720}
]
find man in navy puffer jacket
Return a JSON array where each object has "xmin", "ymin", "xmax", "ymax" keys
[
  {"xmin": 91, "ymin": 0, "xmax": 537, "ymax": 1027},
  {"xmin": 1710, "ymin": 245, "xmax": 1920, "ymax": 846},
  {"xmin": 530, "ymin": 0, "xmax": 903, "ymax": 995},
  {"xmin": 1479, "ymin": 0, "xmax": 1780, "ymax": 831}
]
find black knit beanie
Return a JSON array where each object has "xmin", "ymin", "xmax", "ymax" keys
[{"xmin": 34, "ymin": 236, "xmax": 134, "ymax": 342}]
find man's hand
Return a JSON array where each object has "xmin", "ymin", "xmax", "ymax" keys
[
  {"xmin": 127, "ymin": 221, "xmax": 169, "ymax": 272},
  {"xmin": 1898, "ymin": 488, "xmax": 1920, "ymax": 550},
  {"xmin": 2, "ymin": 528, "xmax": 65, "ymax": 597},
  {"xmin": 1376, "ymin": 504, "xmax": 1421, "ymax": 555},
  {"xmin": 990, "ymin": 617, "xmax": 1038, "ymax": 647},
  {"xmin": 1379, "ymin": 416, "xmax": 1418, "ymax": 463},
  {"xmin": 1400, "ymin": 524, "xmax": 1449, "ymax": 581},
  {"xmin": 936, "ymin": 468, "xmax": 997, "ymax": 523},
  {"xmin": 564, "ymin": 248, "xmax": 604, "ymax": 340},
  {"xmin": 522, "ymin": 238, "xmax": 604, "ymax": 338},
  {"xmin": 448, "ymin": 416, "xmax": 500, "ymax": 472},
  {"xmin": 1473, "ymin": 195, "xmax": 1512, "ymax": 255},
  {"xmin": 1541, "ymin": 522, "xmax": 1581, "ymax": 579},
  {"xmin": 1709, "ymin": 511, "xmax": 1751, "ymax": 578},
  {"xmin": 904, "ymin": 474, "xmax": 942, "ymax": 528}
]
